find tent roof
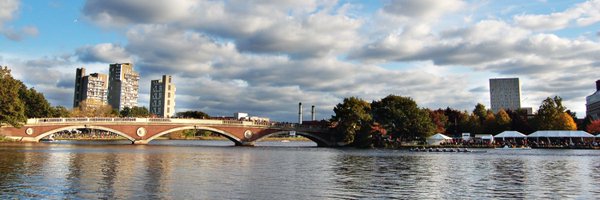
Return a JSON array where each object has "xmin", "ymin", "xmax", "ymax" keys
[
  {"xmin": 495, "ymin": 131, "xmax": 527, "ymax": 138},
  {"xmin": 528, "ymin": 130, "xmax": 594, "ymax": 138},
  {"xmin": 428, "ymin": 133, "xmax": 452, "ymax": 140}
]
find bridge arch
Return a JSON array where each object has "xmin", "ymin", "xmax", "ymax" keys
[
  {"xmin": 255, "ymin": 131, "xmax": 334, "ymax": 147},
  {"xmin": 34, "ymin": 125, "xmax": 136, "ymax": 142},
  {"xmin": 145, "ymin": 126, "xmax": 243, "ymax": 145}
]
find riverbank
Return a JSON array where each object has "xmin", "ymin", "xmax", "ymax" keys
[{"xmin": 0, "ymin": 136, "xmax": 17, "ymax": 143}]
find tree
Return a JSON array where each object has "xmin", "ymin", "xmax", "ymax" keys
[
  {"xmin": 130, "ymin": 106, "xmax": 150, "ymax": 117},
  {"xmin": 557, "ymin": 112, "xmax": 577, "ymax": 130},
  {"xmin": 120, "ymin": 106, "xmax": 150, "ymax": 117},
  {"xmin": 483, "ymin": 113, "xmax": 497, "ymax": 133},
  {"xmin": 460, "ymin": 113, "xmax": 481, "ymax": 134},
  {"xmin": 0, "ymin": 66, "xmax": 26, "ymax": 127},
  {"xmin": 444, "ymin": 108, "xmax": 469, "ymax": 137},
  {"xmin": 428, "ymin": 109, "xmax": 448, "ymax": 134},
  {"xmin": 534, "ymin": 96, "xmax": 567, "ymax": 130},
  {"xmin": 473, "ymin": 103, "xmax": 487, "ymax": 124},
  {"xmin": 19, "ymin": 87, "xmax": 53, "ymax": 118},
  {"xmin": 50, "ymin": 106, "xmax": 70, "ymax": 118},
  {"xmin": 495, "ymin": 109, "xmax": 511, "ymax": 133},
  {"xmin": 176, "ymin": 111, "xmax": 210, "ymax": 119},
  {"xmin": 586, "ymin": 120, "xmax": 600, "ymax": 134},
  {"xmin": 70, "ymin": 101, "xmax": 117, "ymax": 117},
  {"xmin": 507, "ymin": 109, "xmax": 535, "ymax": 134},
  {"xmin": 330, "ymin": 97, "xmax": 372, "ymax": 145},
  {"xmin": 371, "ymin": 95, "xmax": 435, "ymax": 141}
]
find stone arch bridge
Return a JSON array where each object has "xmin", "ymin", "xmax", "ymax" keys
[{"xmin": 0, "ymin": 118, "xmax": 337, "ymax": 147}]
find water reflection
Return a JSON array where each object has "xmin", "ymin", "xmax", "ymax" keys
[{"xmin": 1, "ymin": 143, "xmax": 600, "ymax": 199}]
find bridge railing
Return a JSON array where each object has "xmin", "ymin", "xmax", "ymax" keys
[
  {"xmin": 25, "ymin": 118, "xmax": 274, "ymax": 127},
  {"xmin": 24, "ymin": 118, "xmax": 329, "ymax": 131}
]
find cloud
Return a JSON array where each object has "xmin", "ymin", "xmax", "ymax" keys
[
  {"xmin": 76, "ymin": 43, "xmax": 132, "ymax": 63},
  {"xmin": 381, "ymin": 0, "xmax": 466, "ymax": 21},
  {"xmin": 0, "ymin": 0, "xmax": 39, "ymax": 41},
  {"xmin": 6, "ymin": 0, "xmax": 596, "ymax": 120},
  {"xmin": 514, "ymin": 0, "xmax": 600, "ymax": 31},
  {"xmin": 0, "ymin": 0, "xmax": 19, "ymax": 25}
]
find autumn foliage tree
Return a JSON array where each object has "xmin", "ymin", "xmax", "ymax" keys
[{"xmin": 586, "ymin": 120, "xmax": 600, "ymax": 134}]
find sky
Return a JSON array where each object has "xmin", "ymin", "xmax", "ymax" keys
[{"xmin": 0, "ymin": 0, "xmax": 599, "ymax": 122}]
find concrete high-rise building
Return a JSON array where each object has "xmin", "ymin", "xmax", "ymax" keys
[
  {"xmin": 586, "ymin": 80, "xmax": 600, "ymax": 120},
  {"xmin": 489, "ymin": 78, "xmax": 521, "ymax": 113},
  {"xmin": 73, "ymin": 68, "xmax": 109, "ymax": 108},
  {"xmin": 150, "ymin": 75, "xmax": 176, "ymax": 118},
  {"xmin": 108, "ymin": 63, "xmax": 140, "ymax": 111}
]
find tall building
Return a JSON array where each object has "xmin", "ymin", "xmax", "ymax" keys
[
  {"xmin": 108, "ymin": 63, "xmax": 140, "ymax": 111},
  {"xmin": 489, "ymin": 78, "xmax": 521, "ymax": 113},
  {"xmin": 73, "ymin": 68, "xmax": 109, "ymax": 108},
  {"xmin": 586, "ymin": 80, "xmax": 600, "ymax": 120},
  {"xmin": 150, "ymin": 75, "xmax": 175, "ymax": 118}
]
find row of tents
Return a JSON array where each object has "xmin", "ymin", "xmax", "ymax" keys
[{"xmin": 427, "ymin": 130, "xmax": 598, "ymax": 145}]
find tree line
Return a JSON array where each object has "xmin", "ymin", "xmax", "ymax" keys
[{"xmin": 330, "ymin": 95, "xmax": 598, "ymax": 148}]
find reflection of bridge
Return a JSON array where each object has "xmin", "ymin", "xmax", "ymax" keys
[{"xmin": 0, "ymin": 118, "xmax": 336, "ymax": 147}]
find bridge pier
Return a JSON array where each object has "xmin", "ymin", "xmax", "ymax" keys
[
  {"xmin": 133, "ymin": 140, "xmax": 150, "ymax": 145},
  {"xmin": 237, "ymin": 141, "xmax": 255, "ymax": 146}
]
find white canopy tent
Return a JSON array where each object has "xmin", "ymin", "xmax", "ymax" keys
[
  {"xmin": 427, "ymin": 133, "xmax": 452, "ymax": 145},
  {"xmin": 495, "ymin": 131, "xmax": 527, "ymax": 138},
  {"xmin": 528, "ymin": 130, "xmax": 594, "ymax": 138}
]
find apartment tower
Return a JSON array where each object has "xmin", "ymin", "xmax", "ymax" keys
[
  {"xmin": 108, "ymin": 63, "xmax": 140, "ymax": 111},
  {"xmin": 150, "ymin": 75, "xmax": 176, "ymax": 118},
  {"xmin": 73, "ymin": 68, "xmax": 109, "ymax": 108}
]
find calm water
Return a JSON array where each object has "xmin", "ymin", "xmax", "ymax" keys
[{"xmin": 1, "ymin": 140, "xmax": 599, "ymax": 199}]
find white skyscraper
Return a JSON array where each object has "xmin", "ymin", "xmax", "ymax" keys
[
  {"xmin": 150, "ymin": 75, "xmax": 176, "ymax": 118},
  {"xmin": 489, "ymin": 78, "xmax": 521, "ymax": 113}
]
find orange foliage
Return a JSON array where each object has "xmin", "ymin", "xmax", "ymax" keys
[{"xmin": 587, "ymin": 120, "xmax": 600, "ymax": 134}]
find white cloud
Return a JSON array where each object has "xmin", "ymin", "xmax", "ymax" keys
[
  {"xmin": 514, "ymin": 0, "xmax": 600, "ymax": 31},
  {"xmin": 0, "ymin": 0, "xmax": 39, "ymax": 41},
  {"xmin": 0, "ymin": 0, "xmax": 19, "ymax": 25},
  {"xmin": 76, "ymin": 43, "xmax": 132, "ymax": 63},
  {"xmin": 5, "ymin": 0, "xmax": 597, "ymax": 120}
]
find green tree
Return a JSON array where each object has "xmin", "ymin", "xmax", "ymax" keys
[
  {"xmin": 507, "ymin": 109, "xmax": 535, "ymax": 134},
  {"xmin": 0, "ymin": 66, "xmax": 26, "ymax": 127},
  {"xmin": 461, "ymin": 113, "xmax": 481, "ymax": 134},
  {"xmin": 50, "ymin": 106, "xmax": 70, "ymax": 118},
  {"xmin": 120, "ymin": 106, "xmax": 150, "ymax": 117},
  {"xmin": 534, "ymin": 96, "xmax": 570, "ymax": 130},
  {"xmin": 176, "ymin": 110, "xmax": 210, "ymax": 119},
  {"xmin": 371, "ymin": 95, "xmax": 435, "ymax": 141},
  {"xmin": 330, "ymin": 97, "xmax": 372, "ymax": 145},
  {"xmin": 19, "ymin": 87, "xmax": 53, "ymax": 118},
  {"xmin": 444, "ymin": 108, "xmax": 469, "ymax": 137},
  {"xmin": 473, "ymin": 103, "xmax": 487, "ymax": 124}
]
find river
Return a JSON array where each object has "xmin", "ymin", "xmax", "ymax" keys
[{"xmin": 1, "ymin": 140, "xmax": 599, "ymax": 199}]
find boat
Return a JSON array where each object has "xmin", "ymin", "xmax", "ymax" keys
[{"xmin": 281, "ymin": 140, "xmax": 290, "ymax": 143}]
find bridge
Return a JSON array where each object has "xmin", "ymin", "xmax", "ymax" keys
[{"xmin": 0, "ymin": 118, "xmax": 338, "ymax": 147}]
